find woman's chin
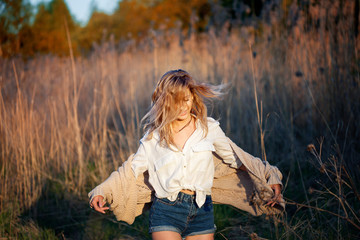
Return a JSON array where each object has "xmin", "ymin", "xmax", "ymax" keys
[{"xmin": 177, "ymin": 114, "xmax": 189, "ymax": 121}]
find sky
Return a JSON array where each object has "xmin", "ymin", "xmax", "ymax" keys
[{"xmin": 29, "ymin": 0, "xmax": 118, "ymax": 25}]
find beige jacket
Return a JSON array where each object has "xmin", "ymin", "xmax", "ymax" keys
[{"xmin": 88, "ymin": 138, "xmax": 285, "ymax": 224}]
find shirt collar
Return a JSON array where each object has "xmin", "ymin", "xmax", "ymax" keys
[{"xmin": 148, "ymin": 115, "xmax": 202, "ymax": 143}]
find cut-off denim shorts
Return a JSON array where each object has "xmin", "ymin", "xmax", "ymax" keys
[{"xmin": 149, "ymin": 192, "xmax": 216, "ymax": 237}]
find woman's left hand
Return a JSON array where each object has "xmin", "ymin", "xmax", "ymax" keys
[{"xmin": 266, "ymin": 184, "xmax": 282, "ymax": 207}]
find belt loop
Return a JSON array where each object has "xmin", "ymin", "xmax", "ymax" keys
[{"xmin": 178, "ymin": 192, "xmax": 183, "ymax": 202}]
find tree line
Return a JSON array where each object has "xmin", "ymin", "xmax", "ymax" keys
[{"xmin": 1, "ymin": 0, "xmax": 359, "ymax": 58}]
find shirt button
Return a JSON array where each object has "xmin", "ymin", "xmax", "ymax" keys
[{"xmin": 184, "ymin": 166, "xmax": 186, "ymax": 168}]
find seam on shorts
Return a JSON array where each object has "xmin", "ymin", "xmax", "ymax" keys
[
  {"xmin": 149, "ymin": 198, "xmax": 157, "ymax": 226},
  {"xmin": 156, "ymin": 197, "xmax": 178, "ymax": 206},
  {"xmin": 149, "ymin": 225, "xmax": 182, "ymax": 234},
  {"xmin": 184, "ymin": 227, "xmax": 216, "ymax": 237},
  {"xmin": 182, "ymin": 197, "xmax": 195, "ymax": 236}
]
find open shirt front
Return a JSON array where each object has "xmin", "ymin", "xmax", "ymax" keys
[{"xmin": 131, "ymin": 117, "xmax": 242, "ymax": 208}]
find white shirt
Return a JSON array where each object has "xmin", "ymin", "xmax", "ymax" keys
[{"xmin": 131, "ymin": 117, "xmax": 241, "ymax": 207}]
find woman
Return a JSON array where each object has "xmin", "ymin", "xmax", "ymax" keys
[{"xmin": 90, "ymin": 69, "xmax": 282, "ymax": 240}]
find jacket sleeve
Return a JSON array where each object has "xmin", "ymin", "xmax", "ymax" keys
[
  {"xmin": 226, "ymin": 137, "xmax": 285, "ymax": 214},
  {"xmin": 88, "ymin": 168, "xmax": 120, "ymax": 206},
  {"xmin": 227, "ymin": 137, "xmax": 283, "ymax": 187},
  {"xmin": 88, "ymin": 154, "xmax": 139, "ymax": 224}
]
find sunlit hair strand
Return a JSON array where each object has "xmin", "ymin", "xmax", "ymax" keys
[{"xmin": 141, "ymin": 69, "xmax": 223, "ymax": 147}]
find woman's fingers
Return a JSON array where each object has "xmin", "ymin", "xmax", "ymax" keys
[
  {"xmin": 266, "ymin": 199, "xmax": 278, "ymax": 207},
  {"xmin": 266, "ymin": 184, "xmax": 282, "ymax": 207},
  {"xmin": 91, "ymin": 196, "xmax": 109, "ymax": 214},
  {"xmin": 266, "ymin": 196, "xmax": 282, "ymax": 207},
  {"xmin": 270, "ymin": 184, "xmax": 281, "ymax": 195}
]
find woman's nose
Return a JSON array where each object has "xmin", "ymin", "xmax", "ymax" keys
[{"xmin": 180, "ymin": 102, "xmax": 188, "ymax": 110}]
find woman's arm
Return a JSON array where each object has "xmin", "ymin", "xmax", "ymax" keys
[
  {"xmin": 238, "ymin": 164, "xmax": 282, "ymax": 206},
  {"xmin": 239, "ymin": 164, "xmax": 247, "ymax": 171},
  {"xmin": 226, "ymin": 138, "xmax": 283, "ymax": 207},
  {"xmin": 88, "ymin": 142, "xmax": 149, "ymax": 214},
  {"xmin": 207, "ymin": 118, "xmax": 242, "ymax": 169},
  {"xmin": 208, "ymin": 118, "xmax": 283, "ymax": 206},
  {"xmin": 267, "ymin": 184, "xmax": 282, "ymax": 207},
  {"xmin": 131, "ymin": 142, "xmax": 149, "ymax": 178}
]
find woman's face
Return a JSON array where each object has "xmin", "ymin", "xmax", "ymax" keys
[{"xmin": 177, "ymin": 88, "xmax": 193, "ymax": 121}]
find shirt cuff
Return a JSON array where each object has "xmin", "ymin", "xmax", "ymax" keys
[
  {"xmin": 267, "ymin": 173, "xmax": 283, "ymax": 188},
  {"xmin": 230, "ymin": 154, "xmax": 243, "ymax": 169},
  {"xmin": 88, "ymin": 186, "xmax": 106, "ymax": 204}
]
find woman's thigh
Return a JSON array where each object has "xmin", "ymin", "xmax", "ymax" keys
[
  {"xmin": 186, "ymin": 233, "xmax": 214, "ymax": 240},
  {"xmin": 152, "ymin": 231, "xmax": 182, "ymax": 240}
]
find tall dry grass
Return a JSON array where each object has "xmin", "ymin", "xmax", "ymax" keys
[{"xmin": 1, "ymin": 6, "xmax": 359, "ymax": 238}]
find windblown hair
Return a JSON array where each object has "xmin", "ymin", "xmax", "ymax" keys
[{"xmin": 141, "ymin": 69, "xmax": 223, "ymax": 147}]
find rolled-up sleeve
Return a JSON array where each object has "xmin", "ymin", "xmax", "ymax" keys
[
  {"xmin": 266, "ymin": 165, "xmax": 283, "ymax": 187},
  {"xmin": 208, "ymin": 119, "xmax": 242, "ymax": 169},
  {"xmin": 131, "ymin": 142, "xmax": 148, "ymax": 178}
]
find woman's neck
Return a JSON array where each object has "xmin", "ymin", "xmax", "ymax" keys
[{"xmin": 172, "ymin": 115, "xmax": 193, "ymax": 133}]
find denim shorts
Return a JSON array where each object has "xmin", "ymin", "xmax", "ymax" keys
[{"xmin": 149, "ymin": 192, "xmax": 216, "ymax": 237}]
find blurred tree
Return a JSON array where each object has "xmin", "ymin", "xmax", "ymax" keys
[
  {"xmin": 112, "ymin": 0, "xmax": 151, "ymax": 40},
  {"xmin": 76, "ymin": 0, "xmax": 212, "ymax": 53},
  {"xmin": 31, "ymin": 0, "xmax": 78, "ymax": 56},
  {"xmin": 352, "ymin": 0, "xmax": 359, "ymax": 37},
  {"xmin": 150, "ymin": 0, "xmax": 211, "ymax": 32},
  {"xmin": 0, "ymin": 0, "xmax": 32, "ymax": 57},
  {"xmin": 76, "ymin": 0, "xmax": 152, "ymax": 53},
  {"xmin": 32, "ymin": 4, "xmax": 52, "ymax": 53},
  {"xmin": 76, "ymin": 11, "xmax": 113, "ymax": 53},
  {"xmin": 220, "ymin": 0, "xmax": 264, "ymax": 19},
  {"xmin": 18, "ymin": 22, "xmax": 36, "ymax": 56}
]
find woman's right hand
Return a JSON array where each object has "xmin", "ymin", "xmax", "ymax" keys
[{"xmin": 90, "ymin": 195, "xmax": 109, "ymax": 214}]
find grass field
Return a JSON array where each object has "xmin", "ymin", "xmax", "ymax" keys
[{"xmin": 1, "ymin": 21, "xmax": 359, "ymax": 239}]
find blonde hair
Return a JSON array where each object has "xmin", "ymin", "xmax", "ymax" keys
[{"xmin": 142, "ymin": 69, "xmax": 222, "ymax": 147}]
